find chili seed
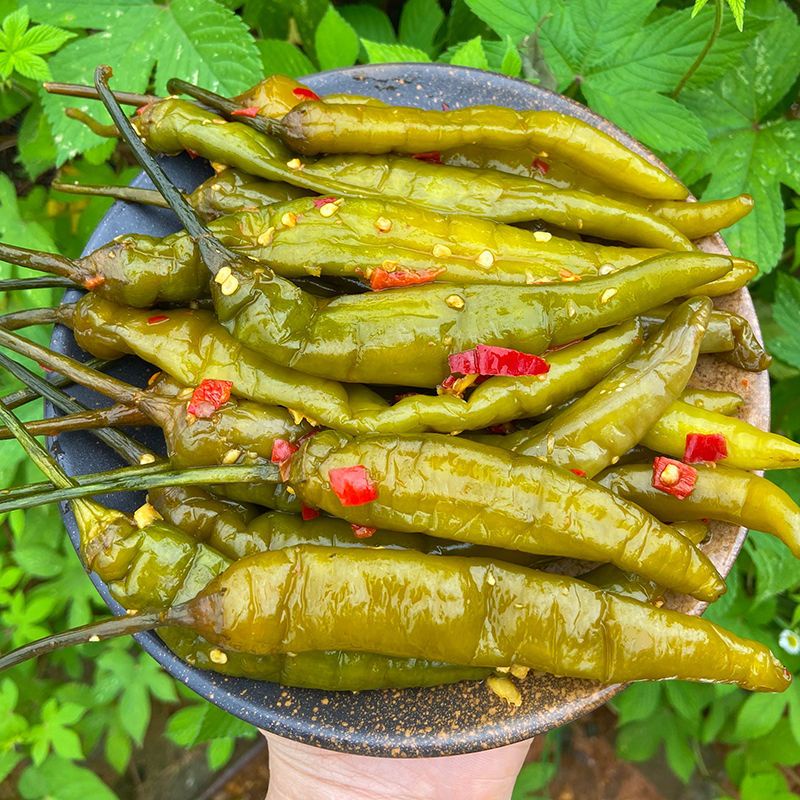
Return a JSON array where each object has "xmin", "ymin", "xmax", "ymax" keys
[
  {"xmin": 509, "ymin": 665, "xmax": 530, "ymax": 680},
  {"xmin": 319, "ymin": 202, "xmax": 339, "ymax": 217},
  {"xmin": 660, "ymin": 463, "xmax": 680, "ymax": 485},
  {"xmin": 222, "ymin": 448, "xmax": 242, "ymax": 464},
  {"xmin": 432, "ymin": 244, "xmax": 452, "ymax": 258},
  {"xmin": 287, "ymin": 158, "xmax": 303, "ymax": 169},
  {"xmin": 598, "ymin": 264, "xmax": 616, "ymax": 275},
  {"xmin": 209, "ymin": 648, "xmax": 229, "ymax": 665},
  {"xmin": 533, "ymin": 231, "xmax": 552, "ymax": 242},
  {"xmin": 375, "ymin": 216, "xmax": 393, "ymax": 232},
  {"xmin": 281, "ymin": 212, "xmax": 297, "ymax": 228},
  {"xmin": 220, "ymin": 275, "xmax": 240, "ymax": 296},
  {"xmin": 445, "ymin": 294, "xmax": 465, "ymax": 310},
  {"xmin": 600, "ymin": 288, "xmax": 618, "ymax": 304},
  {"xmin": 476, "ymin": 250, "xmax": 495, "ymax": 268},
  {"xmin": 257, "ymin": 226, "xmax": 275, "ymax": 246},
  {"xmin": 134, "ymin": 502, "xmax": 162, "ymax": 530},
  {"xmin": 214, "ymin": 266, "xmax": 232, "ymax": 285},
  {"xmin": 138, "ymin": 453, "xmax": 156, "ymax": 465}
]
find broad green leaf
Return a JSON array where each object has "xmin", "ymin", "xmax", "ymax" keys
[
  {"xmin": 18, "ymin": 21, "xmax": 73, "ymax": 53},
  {"xmin": 16, "ymin": 99, "xmax": 57, "ymax": 179},
  {"xmin": 664, "ymin": 719, "xmax": 696, "ymax": 783},
  {"xmin": 616, "ymin": 717, "xmax": 664, "ymax": 762},
  {"xmin": 498, "ymin": 36, "xmax": 522, "ymax": 77},
  {"xmin": 2, "ymin": 5, "xmax": 28, "ymax": 44},
  {"xmin": 119, "ymin": 681, "xmax": 149, "ymax": 745},
  {"xmin": 665, "ymin": 682, "xmax": 712, "ymax": 728},
  {"xmin": 339, "ymin": 4, "xmax": 395, "ymax": 45},
  {"xmin": 0, "ymin": 750, "xmax": 22, "ymax": 784},
  {"xmin": 747, "ymin": 529, "xmax": 800, "ymax": 606},
  {"xmin": 18, "ymin": 755, "xmax": 118, "ymax": 800},
  {"xmin": 165, "ymin": 704, "xmax": 205, "ymax": 747},
  {"xmin": 613, "ymin": 682, "xmax": 661, "ymax": 725},
  {"xmin": 314, "ymin": 4, "xmax": 359, "ymax": 70},
  {"xmin": 464, "ymin": 0, "xmax": 551, "ymax": 44},
  {"xmin": 13, "ymin": 544, "xmax": 63, "ymax": 578},
  {"xmin": 257, "ymin": 39, "xmax": 315, "ymax": 78},
  {"xmin": 104, "ymin": 723, "xmax": 132, "ymax": 774},
  {"xmin": 448, "ymin": 36, "xmax": 489, "ymax": 70},
  {"xmin": 727, "ymin": 0, "xmax": 746, "ymax": 30},
  {"xmin": 27, "ymin": 0, "xmax": 153, "ymax": 29},
  {"xmin": 740, "ymin": 770, "xmax": 792, "ymax": 800},
  {"xmin": 362, "ymin": 39, "xmax": 431, "ymax": 64},
  {"xmin": 207, "ymin": 736, "xmax": 235, "ymax": 770},
  {"xmin": 241, "ymin": 0, "xmax": 292, "ymax": 38},
  {"xmin": 399, "ymin": 0, "xmax": 444, "ymax": 56},
  {"xmin": 730, "ymin": 691, "xmax": 788, "ymax": 741},
  {"xmin": 447, "ymin": 0, "xmax": 492, "ymax": 47},
  {"xmin": 770, "ymin": 273, "xmax": 800, "ymax": 368},
  {"xmin": 511, "ymin": 760, "xmax": 556, "ymax": 799}
]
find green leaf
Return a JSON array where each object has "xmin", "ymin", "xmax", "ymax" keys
[
  {"xmin": 731, "ymin": 691, "xmax": 788, "ymax": 742},
  {"xmin": 616, "ymin": 717, "xmax": 664, "ymax": 762},
  {"xmin": 399, "ymin": 0, "xmax": 444, "ymax": 56},
  {"xmin": 448, "ymin": 36, "xmax": 489, "ymax": 70},
  {"xmin": 663, "ymin": 720, "xmax": 696, "ymax": 783},
  {"xmin": 771, "ymin": 273, "xmax": 800, "ymax": 368},
  {"xmin": 16, "ymin": 99, "xmax": 57, "ymax": 180},
  {"xmin": 257, "ymin": 40, "xmax": 314, "ymax": 79},
  {"xmin": 27, "ymin": 0, "xmax": 153, "ymax": 29},
  {"xmin": 747, "ymin": 530, "xmax": 800, "ymax": 605},
  {"xmin": 104, "ymin": 723, "xmax": 132, "ymax": 774},
  {"xmin": 2, "ymin": 5, "xmax": 28, "ymax": 45},
  {"xmin": 447, "ymin": 0, "xmax": 492, "ymax": 47},
  {"xmin": 498, "ymin": 36, "xmax": 523, "ymax": 77},
  {"xmin": 18, "ymin": 21, "xmax": 73, "ymax": 53},
  {"xmin": 314, "ymin": 4, "xmax": 359, "ymax": 71},
  {"xmin": 18, "ymin": 756, "xmax": 118, "ymax": 800},
  {"xmin": 0, "ymin": 750, "xmax": 22, "ymax": 784},
  {"xmin": 613, "ymin": 682, "xmax": 662, "ymax": 725},
  {"xmin": 207, "ymin": 736, "xmax": 235, "ymax": 770},
  {"xmin": 740, "ymin": 770, "xmax": 792, "ymax": 800},
  {"xmin": 362, "ymin": 39, "xmax": 432, "ymax": 64},
  {"xmin": 339, "ymin": 4, "xmax": 395, "ymax": 45},
  {"xmin": 727, "ymin": 0, "xmax": 746, "ymax": 31},
  {"xmin": 664, "ymin": 682, "xmax": 712, "ymax": 729},
  {"xmin": 13, "ymin": 543, "xmax": 63, "ymax": 578},
  {"xmin": 464, "ymin": 0, "xmax": 551, "ymax": 45}
]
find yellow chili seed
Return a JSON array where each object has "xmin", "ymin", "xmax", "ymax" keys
[
  {"xmin": 375, "ymin": 216, "xmax": 393, "ymax": 232},
  {"xmin": 660, "ymin": 463, "xmax": 680, "ymax": 485},
  {"xmin": 281, "ymin": 212, "xmax": 297, "ymax": 228},
  {"xmin": 209, "ymin": 648, "xmax": 229, "ymax": 665},
  {"xmin": 220, "ymin": 275, "xmax": 240, "ymax": 296},
  {"xmin": 287, "ymin": 158, "xmax": 303, "ymax": 169},
  {"xmin": 509, "ymin": 665, "xmax": 530, "ymax": 680},
  {"xmin": 476, "ymin": 249, "xmax": 495, "ymax": 268},
  {"xmin": 214, "ymin": 266, "xmax": 232, "ymax": 285},
  {"xmin": 598, "ymin": 264, "xmax": 616, "ymax": 275},
  {"xmin": 257, "ymin": 226, "xmax": 275, "ymax": 246},
  {"xmin": 486, "ymin": 675, "xmax": 522, "ymax": 707},
  {"xmin": 319, "ymin": 202, "xmax": 338, "ymax": 217},
  {"xmin": 432, "ymin": 244, "xmax": 452, "ymax": 258},
  {"xmin": 134, "ymin": 502, "xmax": 162, "ymax": 530},
  {"xmin": 446, "ymin": 294, "xmax": 465, "ymax": 310},
  {"xmin": 222, "ymin": 448, "xmax": 242, "ymax": 465},
  {"xmin": 138, "ymin": 453, "xmax": 156, "ymax": 465},
  {"xmin": 600, "ymin": 288, "xmax": 618, "ymax": 304},
  {"xmin": 533, "ymin": 231, "xmax": 552, "ymax": 242}
]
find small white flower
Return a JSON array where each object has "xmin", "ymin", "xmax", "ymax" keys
[{"xmin": 779, "ymin": 629, "xmax": 800, "ymax": 655}]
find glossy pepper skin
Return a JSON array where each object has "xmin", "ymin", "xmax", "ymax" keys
[
  {"xmin": 478, "ymin": 298, "xmax": 711, "ymax": 477},
  {"xmin": 212, "ymin": 252, "xmax": 732, "ymax": 387},
  {"xmin": 681, "ymin": 388, "xmax": 742, "ymax": 416},
  {"xmin": 187, "ymin": 545, "xmax": 787, "ymax": 691},
  {"xmin": 61, "ymin": 295, "xmax": 644, "ymax": 434},
  {"xmin": 279, "ymin": 102, "xmax": 688, "ymax": 201},
  {"xmin": 599, "ymin": 463, "xmax": 800, "ymax": 558},
  {"xmin": 289, "ymin": 430, "xmax": 725, "ymax": 600},
  {"xmin": 134, "ymin": 99, "xmax": 692, "ymax": 249}
]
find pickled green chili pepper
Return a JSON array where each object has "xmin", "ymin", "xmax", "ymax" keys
[
  {"xmin": 5, "ymin": 544, "xmax": 787, "ymax": 691},
  {"xmin": 681, "ymin": 388, "xmax": 742, "ymax": 416},
  {"xmin": 4, "ymin": 305, "xmax": 646, "ymax": 438},
  {"xmin": 640, "ymin": 401, "xmax": 800, "ymax": 470},
  {"xmin": 128, "ymin": 98, "xmax": 691, "ymax": 249},
  {"xmin": 473, "ymin": 298, "xmax": 711, "ymax": 477},
  {"xmin": 642, "ymin": 305, "xmax": 771, "ymax": 372},
  {"xmin": 288, "ymin": 430, "xmax": 725, "ymax": 600},
  {"xmin": 599, "ymin": 463, "xmax": 800, "ymax": 557}
]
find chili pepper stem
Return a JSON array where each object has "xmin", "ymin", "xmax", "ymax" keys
[
  {"xmin": 0, "ymin": 404, "xmax": 148, "ymax": 441},
  {"xmin": 42, "ymin": 81, "xmax": 157, "ymax": 107},
  {"xmin": 166, "ymin": 78, "xmax": 282, "ymax": 138},
  {"xmin": 0, "ymin": 277, "xmax": 76, "ymax": 291},
  {"xmin": 0, "ymin": 326, "xmax": 141, "ymax": 407},
  {"xmin": 0, "ymin": 242, "xmax": 79, "ymax": 280},
  {"xmin": 0, "ymin": 608, "xmax": 181, "ymax": 672},
  {"xmin": 64, "ymin": 108, "xmax": 119, "ymax": 138},
  {"xmin": 0, "ymin": 307, "xmax": 60, "ymax": 330},
  {"xmin": 52, "ymin": 181, "xmax": 169, "ymax": 208}
]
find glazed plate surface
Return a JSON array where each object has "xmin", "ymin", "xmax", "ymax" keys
[{"xmin": 48, "ymin": 63, "xmax": 768, "ymax": 756}]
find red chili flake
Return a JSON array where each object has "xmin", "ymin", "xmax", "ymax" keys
[
  {"xmin": 328, "ymin": 465, "xmax": 377, "ymax": 506},
  {"xmin": 531, "ymin": 158, "xmax": 550, "ymax": 175},
  {"xmin": 570, "ymin": 468, "xmax": 587, "ymax": 477},
  {"xmin": 147, "ymin": 314, "xmax": 169, "ymax": 325},
  {"xmin": 370, "ymin": 267, "xmax": 443, "ymax": 291},
  {"xmin": 270, "ymin": 438, "xmax": 299, "ymax": 464},
  {"xmin": 393, "ymin": 392, "xmax": 419, "ymax": 404},
  {"xmin": 351, "ymin": 524, "xmax": 377, "ymax": 539},
  {"xmin": 312, "ymin": 196, "xmax": 338, "ymax": 208},
  {"xmin": 135, "ymin": 105, "xmax": 147, "ymax": 116},
  {"xmin": 301, "ymin": 505, "xmax": 320, "ymax": 521},
  {"xmin": 185, "ymin": 148, "xmax": 199, "ymax": 159},
  {"xmin": 293, "ymin": 87, "xmax": 321, "ymax": 101},
  {"xmin": 448, "ymin": 345, "xmax": 550, "ymax": 377},
  {"xmin": 412, "ymin": 151, "xmax": 442, "ymax": 164},
  {"xmin": 652, "ymin": 457, "xmax": 697, "ymax": 500},
  {"xmin": 684, "ymin": 433, "xmax": 728, "ymax": 463},
  {"xmin": 187, "ymin": 379, "xmax": 233, "ymax": 419},
  {"xmin": 83, "ymin": 275, "xmax": 105, "ymax": 290},
  {"xmin": 488, "ymin": 423, "xmax": 514, "ymax": 435},
  {"xmin": 231, "ymin": 106, "xmax": 260, "ymax": 118},
  {"xmin": 438, "ymin": 375, "xmax": 460, "ymax": 392}
]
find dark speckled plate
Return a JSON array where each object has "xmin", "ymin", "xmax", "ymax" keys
[{"xmin": 48, "ymin": 63, "xmax": 769, "ymax": 757}]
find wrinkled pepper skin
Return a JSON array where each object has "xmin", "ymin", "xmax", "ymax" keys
[
  {"xmin": 442, "ymin": 145, "xmax": 753, "ymax": 239},
  {"xmin": 213, "ymin": 252, "xmax": 732, "ymax": 387},
  {"xmin": 480, "ymin": 298, "xmax": 711, "ymax": 477},
  {"xmin": 599, "ymin": 464, "xmax": 800, "ymax": 557},
  {"xmin": 681, "ymin": 388, "xmax": 742, "ymax": 416},
  {"xmin": 279, "ymin": 102, "xmax": 689, "ymax": 201},
  {"xmin": 642, "ymin": 305, "xmax": 771, "ymax": 372},
  {"xmin": 135, "ymin": 100, "xmax": 692, "ymax": 249},
  {"xmin": 640, "ymin": 402, "xmax": 800, "ymax": 470},
  {"xmin": 188, "ymin": 545, "xmax": 787, "ymax": 691},
  {"xmin": 289, "ymin": 430, "xmax": 725, "ymax": 600},
  {"xmin": 61, "ymin": 295, "xmax": 646, "ymax": 434}
]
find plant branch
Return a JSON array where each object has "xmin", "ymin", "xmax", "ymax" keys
[{"xmin": 672, "ymin": 0, "xmax": 724, "ymax": 99}]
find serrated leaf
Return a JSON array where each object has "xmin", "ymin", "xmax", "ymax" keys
[
  {"xmin": 16, "ymin": 99, "xmax": 57, "ymax": 180},
  {"xmin": 727, "ymin": 0, "xmax": 746, "ymax": 30},
  {"xmin": 18, "ymin": 756, "xmax": 118, "ymax": 800},
  {"xmin": 499, "ymin": 36, "xmax": 522, "ymax": 76},
  {"xmin": 314, "ymin": 4, "xmax": 359, "ymax": 71},
  {"xmin": 27, "ymin": 0, "xmax": 154, "ymax": 29},
  {"xmin": 339, "ymin": 4, "xmax": 395, "ymax": 45},
  {"xmin": 257, "ymin": 40, "xmax": 314, "ymax": 79},
  {"xmin": 399, "ymin": 0, "xmax": 444, "ymax": 56},
  {"xmin": 361, "ymin": 39, "xmax": 431, "ymax": 64},
  {"xmin": 464, "ymin": 0, "xmax": 551, "ymax": 44},
  {"xmin": 2, "ymin": 5, "xmax": 28, "ymax": 45},
  {"xmin": 447, "ymin": 0, "xmax": 492, "ymax": 47},
  {"xmin": 584, "ymin": 85, "xmax": 709, "ymax": 153},
  {"xmin": 18, "ymin": 21, "xmax": 73, "ymax": 53},
  {"xmin": 448, "ymin": 36, "xmax": 489, "ymax": 70}
]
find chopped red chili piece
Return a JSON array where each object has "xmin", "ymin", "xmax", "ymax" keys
[
  {"xmin": 185, "ymin": 148, "xmax": 199, "ymax": 159},
  {"xmin": 370, "ymin": 267, "xmax": 443, "ymax": 291},
  {"xmin": 448, "ymin": 345, "xmax": 550, "ymax": 377},
  {"xmin": 412, "ymin": 151, "xmax": 442, "ymax": 164},
  {"xmin": 301, "ymin": 505, "xmax": 320, "ymax": 521},
  {"xmin": 271, "ymin": 438, "xmax": 299, "ymax": 464},
  {"xmin": 312, "ymin": 196, "xmax": 338, "ymax": 208},
  {"xmin": 293, "ymin": 87, "xmax": 321, "ymax": 101},
  {"xmin": 231, "ymin": 106, "xmax": 260, "ymax": 118},
  {"xmin": 531, "ymin": 158, "xmax": 550, "ymax": 175},
  {"xmin": 187, "ymin": 379, "xmax": 233, "ymax": 419},
  {"xmin": 652, "ymin": 457, "xmax": 697, "ymax": 500},
  {"xmin": 570, "ymin": 468, "xmax": 587, "ymax": 477},
  {"xmin": 328, "ymin": 465, "xmax": 377, "ymax": 506},
  {"xmin": 488, "ymin": 423, "xmax": 514, "ymax": 435},
  {"xmin": 83, "ymin": 275, "xmax": 105, "ymax": 290},
  {"xmin": 684, "ymin": 433, "xmax": 728, "ymax": 463},
  {"xmin": 351, "ymin": 524, "xmax": 377, "ymax": 539},
  {"xmin": 147, "ymin": 314, "xmax": 169, "ymax": 325}
]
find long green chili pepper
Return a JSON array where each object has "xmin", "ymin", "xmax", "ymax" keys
[
  {"xmin": 643, "ymin": 304, "xmax": 771, "ymax": 372},
  {"xmin": 681, "ymin": 388, "xmax": 742, "ymax": 416},
  {"xmin": 3, "ymin": 544, "xmax": 788, "ymax": 691},
  {"xmin": 169, "ymin": 78, "xmax": 688, "ymax": 202},
  {"xmin": 599, "ymin": 464, "xmax": 800, "ymax": 557},
  {"xmin": 473, "ymin": 298, "xmax": 711, "ymax": 477},
  {"xmin": 288, "ymin": 430, "xmax": 725, "ymax": 600}
]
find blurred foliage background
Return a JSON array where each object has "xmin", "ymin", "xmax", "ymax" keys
[{"xmin": 0, "ymin": 0, "xmax": 799, "ymax": 797}]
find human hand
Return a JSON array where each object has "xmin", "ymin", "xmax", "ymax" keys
[{"xmin": 263, "ymin": 730, "xmax": 532, "ymax": 800}]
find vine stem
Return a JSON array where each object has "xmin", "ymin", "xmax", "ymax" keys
[
  {"xmin": 52, "ymin": 182, "xmax": 169, "ymax": 208},
  {"xmin": 672, "ymin": 0, "xmax": 724, "ymax": 99}
]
